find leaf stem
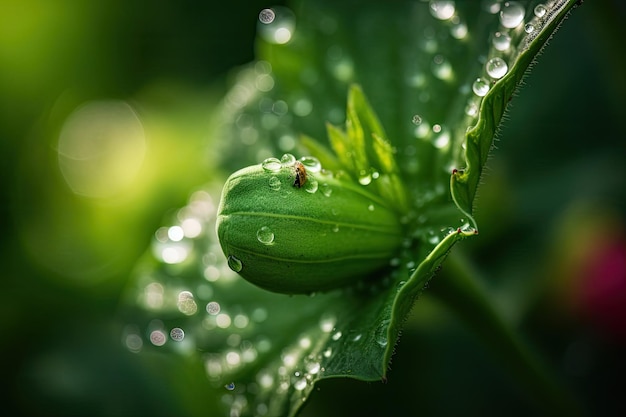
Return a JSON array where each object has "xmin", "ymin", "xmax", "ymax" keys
[{"xmin": 433, "ymin": 250, "xmax": 585, "ymax": 416}]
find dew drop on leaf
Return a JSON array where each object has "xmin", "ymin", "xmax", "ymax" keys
[
  {"xmin": 261, "ymin": 157, "xmax": 282, "ymax": 172},
  {"xmin": 358, "ymin": 171, "xmax": 372, "ymax": 185},
  {"xmin": 300, "ymin": 156, "xmax": 322, "ymax": 172},
  {"xmin": 256, "ymin": 226, "xmax": 275, "ymax": 245},
  {"xmin": 486, "ymin": 57, "xmax": 508, "ymax": 79},
  {"xmin": 428, "ymin": 0, "xmax": 456, "ymax": 20},
  {"xmin": 450, "ymin": 20, "xmax": 468, "ymax": 39},
  {"xmin": 319, "ymin": 314, "xmax": 336, "ymax": 332},
  {"xmin": 268, "ymin": 176, "xmax": 281, "ymax": 190},
  {"xmin": 294, "ymin": 377, "xmax": 307, "ymax": 391},
  {"xmin": 280, "ymin": 153, "xmax": 296, "ymax": 166},
  {"xmin": 304, "ymin": 179, "xmax": 318, "ymax": 193},
  {"xmin": 227, "ymin": 255, "xmax": 243, "ymax": 272},
  {"xmin": 492, "ymin": 31, "xmax": 512, "ymax": 51},
  {"xmin": 472, "ymin": 77, "xmax": 490, "ymax": 97},
  {"xmin": 465, "ymin": 101, "xmax": 478, "ymax": 117},
  {"xmin": 320, "ymin": 182, "xmax": 332, "ymax": 197},
  {"xmin": 305, "ymin": 361, "xmax": 321, "ymax": 375},
  {"xmin": 499, "ymin": 1, "xmax": 525, "ymax": 29},
  {"xmin": 534, "ymin": 4, "xmax": 547, "ymax": 18}
]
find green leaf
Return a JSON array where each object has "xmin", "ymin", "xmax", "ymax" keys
[{"xmin": 122, "ymin": 1, "xmax": 581, "ymax": 416}]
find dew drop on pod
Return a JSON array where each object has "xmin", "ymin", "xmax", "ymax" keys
[{"xmin": 216, "ymin": 156, "xmax": 404, "ymax": 294}]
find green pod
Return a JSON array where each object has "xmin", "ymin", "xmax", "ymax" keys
[{"xmin": 216, "ymin": 158, "xmax": 404, "ymax": 294}]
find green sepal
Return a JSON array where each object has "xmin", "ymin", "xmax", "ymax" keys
[{"xmin": 216, "ymin": 162, "xmax": 404, "ymax": 294}]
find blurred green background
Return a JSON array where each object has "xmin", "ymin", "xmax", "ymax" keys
[{"xmin": 1, "ymin": 0, "xmax": 624, "ymax": 416}]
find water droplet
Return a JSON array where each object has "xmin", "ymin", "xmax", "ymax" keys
[
  {"xmin": 256, "ymin": 403, "xmax": 269, "ymax": 415},
  {"xmin": 299, "ymin": 337, "xmax": 312, "ymax": 349},
  {"xmin": 493, "ymin": 31, "xmax": 511, "ymax": 52},
  {"xmin": 300, "ymin": 156, "xmax": 321, "ymax": 172},
  {"xmin": 206, "ymin": 301, "xmax": 220, "ymax": 315},
  {"xmin": 227, "ymin": 255, "xmax": 243, "ymax": 272},
  {"xmin": 428, "ymin": 234, "xmax": 441, "ymax": 245},
  {"xmin": 294, "ymin": 377, "xmax": 307, "ymax": 391},
  {"xmin": 273, "ymin": 100, "xmax": 288, "ymax": 116},
  {"xmin": 450, "ymin": 21, "xmax": 468, "ymax": 39},
  {"xmin": 268, "ymin": 176, "xmax": 281, "ymax": 191},
  {"xmin": 225, "ymin": 382, "xmax": 236, "ymax": 391},
  {"xmin": 292, "ymin": 97, "xmax": 313, "ymax": 116},
  {"xmin": 150, "ymin": 330, "xmax": 167, "ymax": 346},
  {"xmin": 256, "ymin": 226, "xmax": 275, "ymax": 245},
  {"xmin": 167, "ymin": 225, "xmax": 184, "ymax": 242},
  {"xmin": 534, "ymin": 4, "xmax": 547, "ymax": 18},
  {"xmin": 216, "ymin": 313, "xmax": 232, "ymax": 329},
  {"xmin": 376, "ymin": 334, "xmax": 388, "ymax": 348},
  {"xmin": 319, "ymin": 314, "xmax": 336, "ymax": 333},
  {"xmin": 262, "ymin": 157, "xmax": 282, "ymax": 172},
  {"xmin": 431, "ymin": 54, "xmax": 453, "ymax": 81},
  {"xmin": 411, "ymin": 114, "xmax": 422, "ymax": 125},
  {"xmin": 170, "ymin": 327, "xmax": 185, "ymax": 341},
  {"xmin": 358, "ymin": 171, "xmax": 372, "ymax": 185},
  {"xmin": 465, "ymin": 101, "xmax": 479, "ymax": 117},
  {"xmin": 429, "ymin": 1, "xmax": 455, "ymax": 20},
  {"xmin": 234, "ymin": 314, "xmax": 250, "ymax": 329},
  {"xmin": 252, "ymin": 307, "xmax": 268, "ymax": 323},
  {"xmin": 486, "ymin": 57, "xmax": 508, "ymax": 79},
  {"xmin": 304, "ymin": 179, "xmax": 318, "ymax": 194},
  {"xmin": 177, "ymin": 291, "xmax": 198, "ymax": 315},
  {"xmin": 329, "ymin": 57, "xmax": 355, "ymax": 82},
  {"xmin": 499, "ymin": 1, "xmax": 525, "ymax": 29},
  {"xmin": 280, "ymin": 153, "xmax": 296, "ymax": 167},
  {"xmin": 257, "ymin": 371, "xmax": 274, "ymax": 388},
  {"xmin": 352, "ymin": 333, "xmax": 362, "ymax": 342},
  {"xmin": 433, "ymin": 129, "xmax": 450, "ymax": 149},
  {"xmin": 225, "ymin": 351, "xmax": 240, "ymax": 365},
  {"xmin": 524, "ymin": 22, "xmax": 535, "ymax": 33},
  {"xmin": 305, "ymin": 361, "xmax": 321, "ymax": 375},
  {"xmin": 332, "ymin": 331, "xmax": 342, "ymax": 341},
  {"xmin": 256, "ymin": 73, "xmax": 275, "ymax": 92},
  {"xmin": 414, "ymin": 120, "xmax": 430, "ymax": 138},
  {"xmin": 472, "ymin": 77, "xmax": 490, "ymax": 97},
  {"xmin": 258, "ymin": 9, "xmax": 275, "ymax": 24},
  {"xmin": 483, "ymin": 0, "xmax": 501, "ymax": 14},
  {"xmin": 320, "ymin": 183, "xmax": 332, "ymax": 197},
  {"xmin": 368, "ymin": 204, "xmax": 375, "ymax": 212},
  {"xmin": 257, "ymin": 6, "xmax": 295, "ymax": 45}
]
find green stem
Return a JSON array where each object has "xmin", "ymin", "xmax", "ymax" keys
[{"xmin": 433, "ymin": 250, "xmax": 585, "ymax": 416}]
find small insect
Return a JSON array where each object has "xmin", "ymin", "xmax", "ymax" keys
[{"xmin": 293, "ymin": 161, "xmax": 307, "ymax": 188}]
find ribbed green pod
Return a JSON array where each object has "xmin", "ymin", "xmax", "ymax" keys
[{"xmin": 216, "ymin": 158, "xmax": 404, "ymax": 294}]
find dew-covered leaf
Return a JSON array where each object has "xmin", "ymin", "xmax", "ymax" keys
[{"xmin": 121, "ymin": 1, "xmax": 580, "ymax": 416}]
